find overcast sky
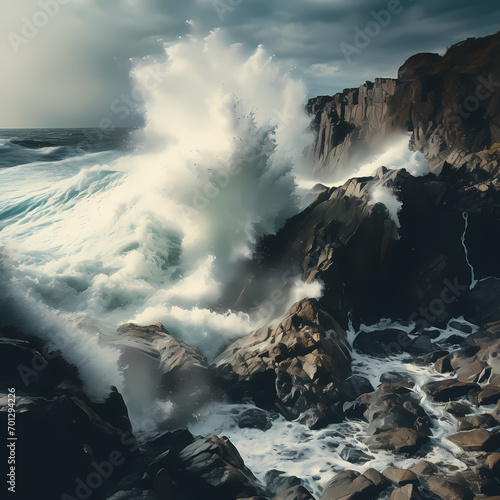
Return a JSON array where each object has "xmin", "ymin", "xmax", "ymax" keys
[{"xmin": 1, "ymin": 0, "xmax": 499, "ymax": 128}]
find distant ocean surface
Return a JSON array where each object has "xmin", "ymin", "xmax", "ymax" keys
[{"xmin": 0, "ymin": 128, "xmax": 135, "ymax": 169}]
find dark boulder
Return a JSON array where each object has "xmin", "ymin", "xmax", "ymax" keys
[
  {"xmin": 265, "ymin": 470, "xmax": 302, "ymax": 496},
  {"xmin": 423, "ymin": 378, "xmax": 479, "ymax": 402},
  {"xmin": 457, "ymin": 414, "xmax": 498, "ymax": 431},
  {"xmin": 114, "ymin": 323, "xmax": 218, "ymax": 423},
  {"xmin": 389, "ymin": 484, "xmax": 430, "ymax": 500},
  {"xmin": 320, "ymin": 469, "xmax": 386, "ymax": 500},
  {"xmin": 367, "ymin": 428, "xmax": 430, "ymax": 455},
  {"xmin": 444, "ymin": 401, "xmax": 472, "ymax": 417},
  {"xmin": 339, "ymin": 445, "xmax": 374, "ymax": 465},
  {"xmin": 145, "ymin": 433, "xmax": 267, "ymax": 500},
  {"xmin": 425, "ymin": 475, "xmax": 474, "ymax": 500},
  {"xmin": 353, "ymin": 329, "xmax": 412, "ymax": 358},
  {"xmin": 273, "ymin": 485, "xmax": 314, "ymax": 500},
  {"xmin": 382, "ymin": 467, "xmax": 418, "ymax": 486},
  {"xmin": 447, "ymin": 429, "xmax": 500, "ymax": 451},
  {"xmin": 237, "ymin": 408, "xmax": 273, "ymax": 431},
  {"xmin": 338, "ymin": 375, "xmax": 374, "ymax": 402}
]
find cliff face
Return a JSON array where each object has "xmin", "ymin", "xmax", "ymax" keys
[
  {"xmin": 221, "ymin": 32, "xmax": 500, "ymax": 331},
  {"xmin": 307, "ymin": 78, "xmax": 398, "ymax": 179},
  {"xmin": 307, "ymin": 32, "xmax": 500, "ymax": 177}
]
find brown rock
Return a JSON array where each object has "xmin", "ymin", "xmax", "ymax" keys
[
  {"xmin": 215, "ymin": 299, "xmax": 352, "ymax": 427},
  {"xmin": 390, "ymin": 484, "xmax": 427, "ymax": 500},
  {"xmin": 273, "ymin": 485, "xmax": 314, "ymax": 500},
  {"xmin": 320, "ymin": 469, "xmax": 385, "ymax": 500},
  {"xmin": 367, "ymin": 428, "xmax": 429, "ymax": 455},
  {"xmin": 363, "ymin": 468, "xmax": 388, "ymax": 488},
  {"xmin": 457, "ymin": 414, "xmax": 498, "ymax": 431},
  {"xmin": 486, "ymin": 452, "xmax": 500, "ymax": 472},
  {"xmin": 434, "ymin": 355, "xmax": 454, "ymax": 373},
  {"xmin": 410, "ymin": 460, "xmax": 437, "ymax": 477},
  {"xmin": 444, "ymin": 401, "xmax": 472, "ymax": 417},
  {"xmin": 448, "ymin": 429, "xmax": 500, "ymax": 451},
  {"xmin": 426, "ymin": 475, "xmax": 474, "ymax": 500},
  {"xmin": 478, "ymin": 386, "xmax": 500, "ymax": 406},
  {"xmin": 383, "ymin": 466, "xmax": 418, "ymax": 486},
  {"xmin": 423, "ymin": 378, "xmax": 479, "ymax": 402}
]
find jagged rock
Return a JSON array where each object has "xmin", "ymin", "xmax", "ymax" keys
[
  {"xmin": 320, "ymin": 469, "xmax": 386, "ymax": 500},
  {"xmin": 445, "ymin": 401, "xmax": 472, "ymax": 417},
  {"xmin": 426, "ymin": 475, "xmax": 474, "ymax": 500},
  {"xmin": 421, "ymin": 329, "xmax": 442, "ymax": 339},
  {"xmin": 298, "ymin": 404, "xmax": 340, "ymax": 430},
  {"xmin": 353, "ymin": 329, "xmax": 413, "ymax": 358},
  {"xmin": 0, "ymin": 327, "xmax": 83, "ymax": 396},
  {"xmin": 478, "ymin": 385, "xmax": 500, "ymax": 405},
  {"xmin": 449, "ymin": 322, "xmax": 474, "ymax": 334},
  {"xmin": 448, "ymin": 429, "xmax": 500, "ymax": 451},
  {"xmin": 273, "ymin": 485, "xmax": 314, "ymax": 500},
  {"xmin": 486, "ymin": 452, "xmax": 500, "ymax": 473},
  {"xmin": 389, "ymin": 484, "xmax": 429, "ymax": 500},
  {"xmin": 419, "ymin": 350, "xmax": 449, "ymax": 364},
  {"xmin": 0, "ymin": 391, "xmax": 142, "ymax": 500},
  {"xmin": 434, "ymin": 355, "xmax": 454, "ymax": 373},
  {"xmin": 0, "ymin": 328, "xmax": 141, "ymax": 500},
  {"xmin": 453, "ymin": 342, "xmax": 500, "ymax": 385},
  {"xmin": 409, "ymin": 335, "xmax": 435, "ymax": 354},
  {"xmin": 344, "ymin": 381, "xmax": 432, "ymax": 439},
  {"xmin": 339, "ymin": 445, "xmax": 374, "ymax": 464},
  {"xmin": 115, "ymin": 323, "xmax": 217, "ymax": 421},
  {"xmin": 237, "ymin": 408, "xmax": 273, "ymax": 431},
  {"xmin": 491, "ymin": 400, "xmax": 500, "ymax": 420},
  {"xmin": 444, "ymin": 334, "xmax": 467, "ymax": 345},
  {"xmin": 367, "ymin": 428, "xmax": 429, "ymax": 455},
  {"xmin": 383, "ymin": 467, "xmax": 418, "ymax": 486},
  {"xmin": 338, "ymin": 375, "xmax": 374, "ymax": 402},
  {"xmin": 145, "ymin": 432, "xmax": 266, "ymax": 500},
  {"xmin": 307, "ymin": 78, "xmax": 398, "ymax": 181},
  {"xmin": 214, "ymin": 299, "xmax": 351, "ymax": 427},
  {"xmin": 457, "ymin": 414, "xmax": 498, "ymax": 431},
  {"xmin": 265, "ymin": 470, "xmax": 302, "ymax": 496},
  {"xmin": 362, "ymin": 468, "xmax": 388, "ymax": 489},
  {"xmin": 461, "ymin": 467, "xmax": 500, "ymax": 496},
  {"xmin": 423, "ymin": 378, "xmax": 479, "ymax": 402},
  {"xmin": 410, "ymin": 460, "xmax": 438, "ymax": 477}
]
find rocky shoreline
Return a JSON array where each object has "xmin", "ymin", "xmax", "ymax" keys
[{"xmin": 2, "ymin": 32, "xmax": 500, "ymax": 500}]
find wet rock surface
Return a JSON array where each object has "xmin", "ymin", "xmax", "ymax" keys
[
  {"xmin": 214, "ymin": 299, "xmax": 352, "ymax": 428},
  {"xmin": 114, "ymin": 323, "xmax": 218, "ymax": 424}
]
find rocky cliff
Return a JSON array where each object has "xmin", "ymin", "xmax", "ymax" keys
[{"xmin": 307, "ymin": 31, "xmax": 500, "ymax": 178}]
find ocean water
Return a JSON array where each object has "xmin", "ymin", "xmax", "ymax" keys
[
  {"xmin": 0, "ymin": 32, "xmax": 319, "ymax": 402},
  {"xmin": 0, "ymin": 31, "xmax": 473, "ymax": 496}
]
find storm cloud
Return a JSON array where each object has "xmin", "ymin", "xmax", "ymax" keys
[{"xmin": 1, "ymin": 0, "xmax": 499, "ymax": 127}]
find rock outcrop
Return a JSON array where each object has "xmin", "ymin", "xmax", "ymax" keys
[
  {"xmin": 114, "ymin": 323, "xmax": 219, "ymax": 424},
  {"xmin": 307, "ymin": 31, "xmax": 500, "ymax": 178},
  {"xmin": 214, "ymin": 299, "xmax": 351, "ymax": 428}
]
